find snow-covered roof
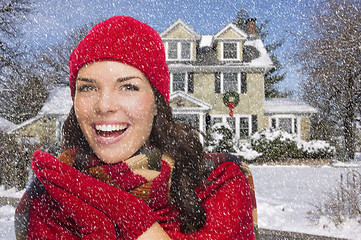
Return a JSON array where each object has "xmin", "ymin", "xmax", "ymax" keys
[
  {"xmin": 199, "ymin": 35, "xmax": 213, "ymax": 48},
  {"xmin": 0, "ymin": 117, "xmax": 16, "ymax": 132},
  {"xmin": 264, "ymin": 98, "xmax": 317, "ymax": 115},
  {"xmin": 244, "ymin": 39, "xmax": 273, "ymax": 68},
  {"xmin": 9, "ymin": 86, "xmax": 72, "ymax": 133},
  {"xmin": 39, "ymin": 85, "xmax": 72, "ymax": 116}
]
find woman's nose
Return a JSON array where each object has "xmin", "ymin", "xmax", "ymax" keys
[{"xmin": 95, "ymin": 92, "xmax": 118, "ymax": 114}]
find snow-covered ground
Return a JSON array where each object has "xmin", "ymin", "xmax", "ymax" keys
[{"xmin": 0, "ymin": 162, "xmax": 360, "ymax": 239}]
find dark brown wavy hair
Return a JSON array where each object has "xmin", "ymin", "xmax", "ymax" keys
[{"xmin": 61, "ymin": 88, "xmax": 210, "ymax": 233}]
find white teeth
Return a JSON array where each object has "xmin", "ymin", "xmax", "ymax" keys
[{"xmin": 95, "ymin": 124, "xmax": 127, "ymax": 132}]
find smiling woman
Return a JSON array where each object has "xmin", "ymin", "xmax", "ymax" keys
[
  {"xmin": 15, "ymin": 16, "xmax": 256, "ymax": 240},
  {"xmin": 74, "ymin": 61, "xmax": 157, "ymax": 164}
]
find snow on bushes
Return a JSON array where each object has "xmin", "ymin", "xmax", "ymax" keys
[
  {"xmin": 250, "ymin": 128, "xmax": 335, "ymax": 162},
  {"xmin": 206, "ymin": 126, "xmax": 335, "ymax": 163}
]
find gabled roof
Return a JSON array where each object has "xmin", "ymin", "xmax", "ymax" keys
[
  {"xmin": 170, "ymin": 91, "xmax": 211, "ymax": 113},
  {"xmin": 39, "ymin": 85, "xmax": 72, "ymax": 116},
  {"xmin": 160, "ymin": 19, "xmax": 201, "ymax": 40},
  {"xmin": 214, "ymin": 23, "xmax": 248, "ymax": 40},
  {"xmin": 9, "ymin": 85, "xmax": 72, "ymax": 133},
  {"xmin": 264, "ymin": 98, "xmax": 317, "ymax": 115}
]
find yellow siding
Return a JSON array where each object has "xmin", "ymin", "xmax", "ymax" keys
[
  {"xmin": 217, "ymin": 42, "xmax": 222, "ymax": 61},
  {"xmin": 217, "ymin": 29, "xmax": 243, "ymax": 39},
  {"xmin": 163, "ymin": 26, "xmax": 194, "ymax": 38},
  {"xmin": 300, "ymin": 117, "xmax": 310, "ymax": 141},
  {"xmin": 192, "ymin": 73, "xmax": 215, "ymax": 104},
  {"xmin": 192, "ymin": 72, "xmax": 265, "ymax": 131},
  {"xmin": 16, "ymin": 118, "xmax": 57, "ymax": 143},
  {"xmin": 192, "ymin": 42, "xmax": 197, "ymax": 60}
]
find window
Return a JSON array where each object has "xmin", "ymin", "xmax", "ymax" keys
[
  {"xmin": 168, "ymin": 42, "xmax": 178, "ymax": 59},
  {"xmin": 170, "ymin": 72, "xmax": 194, "ymax": 93},
  {"xmin": 211, "ymin": 115, "xmax": 251, "ymax": 139},
  {"xmin": 226, "ymin": 117, "xmax": 236, "ymax": 134},
  {"xmin": 279, "ymin": 118, "xmax": 292, "ymax": 134},
  {"xmin": 270, "ymin": 117, "xmax": 299, "ymax": 135},
  {"xmin": 173, "ymin": 114, "xmax": 199, "ymax": 128},
  {"xmin": 240, "ymin": 117, "xmax": 249, "ymax": 138},
  {"xmin": 172, "ymin": 73, "xmax": 186, "ymax": 92},
  {"xmin": 223, "ymin": 73, "xmax": 238, "ymax": 93},
  {"xmin": 223, "ymin": 42, "xmax": 238, "ymax": 59},
  {"xmin": 215, "ymin": 72, "xmax": 247, "ymax": 94},
  {"xmin": 167, "ymin": 42, "xmax": 192, "ymax": 60},
  {"xmin": 181, "ymin": 42, "xmax": 191, "ymax": 59}
]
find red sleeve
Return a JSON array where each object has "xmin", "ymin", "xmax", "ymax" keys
[
  {"xmin": 27, "ymin": 192, "xmax": 79, "ymax": 239},
  {"xmin": 165, "ymin": 162, "xmax": 256, "ymax": 240}
]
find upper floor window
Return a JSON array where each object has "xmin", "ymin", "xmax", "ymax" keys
[
  {"xmin": 215, "ymin": 72, "xmax": 247, "ymax": 94},
  {"xmin": 167, "ymin": 42, "xmax": 192, "ymax": 61},
  {"xmin": 222, "ymin": 42, "xmax": 240, "ymax": 60},
  {"xmin": 170, "ymin": 72, "xmax": 194, "ymax": 93},
  {"xmin": 223, "ymin": 73, "xmax": 238, "ymax": 93}
]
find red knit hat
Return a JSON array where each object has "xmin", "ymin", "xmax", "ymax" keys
[{"xmin": 68, "ymin": 16, "xmax": 170, "ymax": 103}]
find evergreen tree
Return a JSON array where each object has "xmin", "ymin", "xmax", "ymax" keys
[{"xmin": 233, "ymin": 8, "xmax": 289, "ymax": 98}]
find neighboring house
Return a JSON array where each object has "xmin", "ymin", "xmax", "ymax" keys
[
  {"xmin": 9, "ymin": 86, "xmax": 72, "ymax": 150},
  {"xmin": 11, "ymin": 19, "xmax": 317, "ymax": 149}
]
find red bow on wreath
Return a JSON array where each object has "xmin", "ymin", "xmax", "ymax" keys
[{"xmin": 223, "ymin": 91, "xmax": 240, "ymax": 117}]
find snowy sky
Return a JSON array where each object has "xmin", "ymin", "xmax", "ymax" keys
[{"xmin": 22, "ymin": 0, "xmax": 315, "ymax": 94}]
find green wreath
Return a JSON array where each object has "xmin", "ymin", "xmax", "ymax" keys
[{"xmin": 223, "ymin": 91, "xmax": 240, "ymax": 107}]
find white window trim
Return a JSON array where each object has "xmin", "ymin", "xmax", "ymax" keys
[
  {"xmin": 211, "ymin": 114, "xmax": 251, "ymax": 138},
  {"xmin": 170, "ymin": 72, "xmax": 188, "ymax": 94},
  {"xmin": 166, "ymin": 41, "xmax": 193, "ymax": 61},
  {"xmin": 220, "ymin": 72, "xmax": 241, "ymax": 93},
  {"xmin": 221, "ymin": 41, "xmax": 240, "ymax": 61},
  {"xmin": 269, "ymin": 115, "xmax": 300, "ymax": 137}
]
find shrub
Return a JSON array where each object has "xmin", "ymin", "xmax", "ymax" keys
[
  {"xmin": 250, "ymin": 128, "xmax": 335, "ymax": 162},
  {"xmin": 206, "ymin": 123, "xmax": 237, "ymax": 153},
  {"xmin": 309, "ymin": 170, "xmax": 361, "ymax": 227}
]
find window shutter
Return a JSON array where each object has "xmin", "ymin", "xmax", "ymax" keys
[
  {"xmin": 251, "ymin": 114, "xmax": 258, "ymax": 134},
  {"xmin": 241, "ymin": 72, "xmax": 247, "ymax": 93},
  {"xmin": 215, "ymin": 72, "xmax": 221, "ymax": 93},
  {"xmin": 187, "ymin": 72, "xmax": 194, "ymax": 93}
]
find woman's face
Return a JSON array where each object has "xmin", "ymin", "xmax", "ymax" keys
[{"xmin": 74, "ymin": 61, "xmax": 157, "ymax": 164}]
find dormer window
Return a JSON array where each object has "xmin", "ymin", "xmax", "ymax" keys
[
  {"xmin": 166, "ymin": 42, "xmax": 192, "ymax": 61},
  {"xmin": 221, "ymin": 42, "xmax": 240, "ymax": 60}
]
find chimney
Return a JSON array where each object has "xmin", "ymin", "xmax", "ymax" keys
[{"xmin": 246, "ymin": 18, "xmax": 257, "ymax": 35}]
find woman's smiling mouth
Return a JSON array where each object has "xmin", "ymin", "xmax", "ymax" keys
[{"xmin": 93, "ymin": 123, "xmax": 129, "ymax": 144}]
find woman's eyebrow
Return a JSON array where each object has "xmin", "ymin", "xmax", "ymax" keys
[
  {"xmin": 117, "ymin": 76, "xmax": 142, "ymax": 83},
  {"xmin": 76, "ymin": 77, "xmax": 96, "ymax": 83}
]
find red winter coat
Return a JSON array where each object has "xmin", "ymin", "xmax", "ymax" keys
[{"xmin": 15, "ymin": 151, "xmax": 256, "ymax": 240}]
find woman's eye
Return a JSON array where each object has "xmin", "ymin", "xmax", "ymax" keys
[
  {"xmin": 78, "ymin": 85, "xmax": 97, "ymax": 92},
  {"xmin": 121, "ymin": 84, "xmax": 140, "ymax": 91}
]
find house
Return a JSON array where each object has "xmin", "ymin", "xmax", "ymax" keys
[
  {"xmin": 10, "ymin": 19, "xmax": 316, "ymax": 149},
  {"xmin": 162, "ymin": 19, "xmax": 316, "ymax": 140},
  {"xmin": 9, "ymin": 86, "xmax": 71, "ymax": 150}
]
